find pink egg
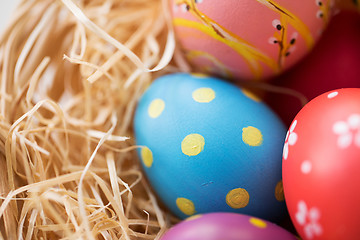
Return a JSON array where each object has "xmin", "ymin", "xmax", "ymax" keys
[
  {"xmin": 283, "ymin": 88, "xmax": 360, "ymax": 240},
  {"xmin": 264, "ymin": 10, "xmax": 360, "ymax": 125},
  {"xmin": 170, "ymin": 0, "xmax": 332, "ymax": 81},
  {"xmin": 161, "ymin": 212, "xmax": 298, "ymax": 240}
]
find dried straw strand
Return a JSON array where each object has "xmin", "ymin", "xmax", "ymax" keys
[{"xmin": 0, "ymin": 0, "xmax": 180, "ymax": 239}]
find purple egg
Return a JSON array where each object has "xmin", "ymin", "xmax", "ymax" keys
[{"xmin": 160, "ymin": 212, "xmax": 297, "ymax": 240}]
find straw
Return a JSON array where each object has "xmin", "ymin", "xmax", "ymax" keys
[{"xmin": 0, "ymin": 0, "xmax": 180, "ymax": 239}]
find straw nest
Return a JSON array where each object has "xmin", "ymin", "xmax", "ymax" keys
[{"xmin": 0, "ymin": 0, "xmax": 188, "ymax": 239}]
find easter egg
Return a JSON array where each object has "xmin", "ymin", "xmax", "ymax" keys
[
  {"xmin": 282, "ymin": 88, "xmax": 360, "ymax": 239},
  {"xmin": 170, "ymin": 0, "xmax": 332, "ymax": 81},
  {"xmin": 160, "ymin": 212, "xmax": 298, "ymax": 240},
  {"xmin": 264, "ymin": 10, "xmax": 360, "ymax": 125},
  {"xmin": 134, "ymin": 73, "xmax": 287, "ymax": 222}
]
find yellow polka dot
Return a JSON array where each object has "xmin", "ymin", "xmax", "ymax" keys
[
  {"xmin": 181, "ymin": 134, "xmax": 205, "ymax": 156},
  {"xmin": 249, "ymin": 217, "xmax": 267, "ymax": 228},
  {"xmin": 141, "ymin": 147, "xmax": 153, "ymax": 168},
  {"xmin": 191, "ymin": 73, "xmax": 208, "ymax": 78},
  {"xmin": 192, "ymin": 88, "xmax": 216, "ymax": 103},
  {"xmin": 186, "ymin": 214, "xmax": 202, "ymax": 221},
  {"xmin": 275, "ymin": 180, "xmax": 285, "ymax": 202},
  {"xmin": 148, "ymin": 99, "xmax": 165, "ymax": 118},
  {"xmin": 176, "ymin": 198, "xmax": 196, "ymax": 216},
  {"xmin": 242, "ymin": 89, "xmax": 261, "ymax": 102},
  {"xmin": 226, "ymin": 188, "xmax": 250, "ymax": 209},
  {"xmin": 242, "ymin": 126, "xmax": 263, "ymax": 146}
]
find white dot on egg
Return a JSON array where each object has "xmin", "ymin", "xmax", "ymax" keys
[
  {"xmin": 181, "ymin": 4, "xmax": 188, "ymax": 12},
  {"xmin": 327, "ymin": 91, "xmax": 338, "ymax": 99},
  {"xmin": 301, "ymin": 160, "xmax": 312, "ymax": 174},
  {"xmin": 348, "ymin": 114, "xmax": 360, "ymax": 129},
  {"xmin": 332, "ymin": 121, "xmax": 348, "ymax": 135}
]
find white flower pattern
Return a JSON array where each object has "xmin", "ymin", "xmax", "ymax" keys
[
  {"xmin": 296, "ymin": 201, "xmax": 323, "ymax": 239},
  {"xmin": 332, "ymin": 114, "xmax": 360, "ymax": 149},
  {"xmin": 301, "ymin": 160, "xmax": 312, "ymax": 174},
  {"xmin": 283, "ymin": 120, "xmax": 298, "ymax": 160}
]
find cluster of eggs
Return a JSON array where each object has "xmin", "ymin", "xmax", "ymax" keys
[{"xmin": 133, "ymin": 0, "xmax": 360, "ymax": 239}]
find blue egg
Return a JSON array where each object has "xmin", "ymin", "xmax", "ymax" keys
[{"xmin": 134, "ymin": 73, "xmax": 287, "ymax": 222}]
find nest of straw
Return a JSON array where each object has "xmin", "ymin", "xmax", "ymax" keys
[{"xmin": 0, "ymin": 0, "xmax": 188, "ymax": 239}]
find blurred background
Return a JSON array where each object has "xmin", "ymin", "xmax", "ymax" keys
[{"xmin": 0, "ymin": 0, "xmax": 20, "ymax": 33}]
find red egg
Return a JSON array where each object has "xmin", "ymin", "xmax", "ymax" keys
[
  {"xmin": 264, "ymin": 10, "xmax": 360, "ymax": 125},
  {"xmin": 283, "ymin": 88, "xmax": 360, "ymax": 240}
]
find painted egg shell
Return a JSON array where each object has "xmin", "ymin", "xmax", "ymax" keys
[
  {"xmin": 282, "ymin": 88, "xmax": 360, "ymax": 239},
  {"xmin": 264, "ymin": 10, "xmax": 360, "ymax": 126},
  {"xmin": 134, "ymin": 73, "xmax": 287, "ymax": 222},
  {"xmin": 160, "ymin": 212, "xmax": 298, "ymax": 240},
  {"xmin": 170, "ymin": 0, "xmax": 332, "ymax": 81}
]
